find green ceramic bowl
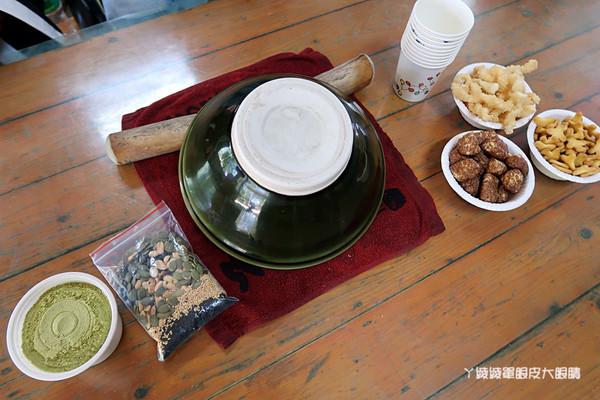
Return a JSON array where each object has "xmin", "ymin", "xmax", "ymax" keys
[{"xmin": 179, "ymin": 74, "xmax": 385, "ymax": 269}]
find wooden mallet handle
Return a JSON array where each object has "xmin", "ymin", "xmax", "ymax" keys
[{"xmin": 106, "ymin": 53, "xmax": 375, "ymax": 165}]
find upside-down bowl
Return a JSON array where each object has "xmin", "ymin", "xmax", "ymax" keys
[{"xmin": 179, "ymin": 74, "xmax": 385, "ymax": 269}]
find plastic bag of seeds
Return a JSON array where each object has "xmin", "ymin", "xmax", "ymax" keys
[{"xmin": 90, "ymin": 201, "xmax": 237, "ymax": 361}]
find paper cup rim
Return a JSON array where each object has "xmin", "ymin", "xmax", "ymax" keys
[
  {"xmin": 408, "ymin": 17, "xmax": 470, "ymax": 43},
  {"xmin": 401, "ymin": 38, "xmax": 455, "ymax": 68},
  {"xmin": 412, "ymin": 0, "xmax": 474, "ymax": 38},
  {"xmin": 404, "ymin": 27, "xmax": 465, "ymax": 53}
]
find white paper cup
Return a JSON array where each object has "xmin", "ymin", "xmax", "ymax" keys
[
  {"xmin": 406, "ymin": 22, "xmax": 465, "ymax": 51},
  {"xmin": 412, "ymin": 0, "xmax": 474, "ymax": 38},
  {"xmin": 393, "ymin": 50, "xmax": 448, "ymax": 102},
  {"xmin": 402, "ymin": 32, "xmax": 460, "ymax": 61},
  {"xmin": 401, "ymin": 35, "xmax": 456, "ymax": 68},
  {"xmin": 408, "ymin": 15, "xmax": 469, "ymax": 43}
]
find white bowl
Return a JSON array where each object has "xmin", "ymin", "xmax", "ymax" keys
[
  {"xmin": 441, "ymin": 130, "xmax": 535, "ymax": 211},
  {"xmin": 6, "ymin": 272, "xmax": 122, "ymax": 381},
  {"xmin": 526, "ymin": 109, "xmax": 600, "ymax": 183},
  {"xmin": 452, "ymin": 62, "xmax": 536, "ymax": 132}
]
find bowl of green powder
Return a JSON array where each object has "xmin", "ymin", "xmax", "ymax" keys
[{"xmin": 6, "ymin": 272, "xmax": 122, "ymax": 381}]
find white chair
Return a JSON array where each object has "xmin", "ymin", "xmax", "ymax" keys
[{"xmin": 0, "ymin": 0, "xmax": 62, "ymax": 63}]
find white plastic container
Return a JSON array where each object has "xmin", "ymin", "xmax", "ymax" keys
[
  {"xmin": 6, "ymin": 272, "xmax": 122, "ymax": 381},
  {"xmin": 526, "ymin": 109, "xmax": 600, "ymax": 183}
]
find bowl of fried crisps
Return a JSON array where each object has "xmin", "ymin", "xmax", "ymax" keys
[
  {"xmin": 451, "ymin": 61, "xmax": 540, "ymax": 134},
  {"xmin": 526, "ymin": 109, "xmax": 600, "ymax": 183}
]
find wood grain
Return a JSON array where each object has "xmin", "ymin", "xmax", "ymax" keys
[{"xmin": 0, "ymin": 0, "xmax": 598, "ymax": 399}]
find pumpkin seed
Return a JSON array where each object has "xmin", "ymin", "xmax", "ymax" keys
[
  {"xmin": 127, "ymin": 289, "xmax": 137, "ymax": 302},
  {"xmin": 191, "ymin": 269, "xmax": 200, "ymax": 281},
  {"xmin": 166, "ymin": 296, "xmax": 180, "ymax": 306},
  {"xmin": 177, "ymin": 279, "xmax": 190, "ymax": 287},
  {"xmin": 157, "ymin": 304, "xmax": 171, "ymax": 314},
  {"xmin": 140, "ymin": 296, "xmax": 154, "ymax": 306}
]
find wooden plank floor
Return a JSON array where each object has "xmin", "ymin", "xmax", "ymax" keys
[{"xmin": 1, "ymin": 0, "xmax": 599, "ymax": 398}]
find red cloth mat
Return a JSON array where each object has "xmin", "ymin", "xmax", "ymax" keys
[{"xmin": 122, "ymin": 48, "xmax": 445, "ymax": 348}]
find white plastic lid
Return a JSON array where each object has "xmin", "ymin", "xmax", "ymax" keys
[{"xmin": 231, "ymin": 77, "xmax": 353, "ymax": 196}]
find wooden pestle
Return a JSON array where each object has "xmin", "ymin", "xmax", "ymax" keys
[{"xmin": 106, "ymin": 53, "xmax": 375, "ymax": 165}]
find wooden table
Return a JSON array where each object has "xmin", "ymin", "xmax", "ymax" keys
[{"xmin": 1, "ymin": 0, "xmax": 599, "ymax": 398}]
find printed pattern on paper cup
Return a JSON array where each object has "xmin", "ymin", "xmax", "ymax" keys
[{"xmin": 393, "ymin": 72, "xmax": 441, "ymax": 98}]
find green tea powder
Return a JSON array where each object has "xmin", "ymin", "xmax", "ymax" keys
[{"xmin": 21, "ymin": 282, "xmax": 112, "ymax": 372}]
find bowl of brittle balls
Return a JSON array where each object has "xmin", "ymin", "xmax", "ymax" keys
[
  {"xmin": 441, "ymin": 130, "xmax": 535, "ymax": 211},
  {"xmin": 451, "ymin": 61, "xmax": 540, "ymax": 135},
  {"xmin": 526, "ymin": 109, "xmax": 600, "ymax": 183}
]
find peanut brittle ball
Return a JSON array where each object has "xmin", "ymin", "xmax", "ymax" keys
[
  {"xmin": 474, "ymin": 130, "xmax": 497, "ymax": 143},
  {"xmin": 473, "ymin": 152, "xmax": 490, "ymax": 169},
  {"xmin": 457, "ymin": 132, "xmax": 481, "ymax": 156},
  {"xmin": 450, "ymin": 158, "xmax": 483, "ymax": 182},
  {"xmin": 481, "ymin": 135, "xmax": 509, "ymax": 160},
  {"xmin": 497, "ymin": 185, "xmax": 510, "ymax": 203},
  {"xmin": 487, "ymin": 158, "xmax": 508, "ymax": 176},
  {"xmin": 501, "ymin": 169, "xmax": 524, "ymax": 193},
  {"xmin": 460, "ymin": 176, "xmax": 481, "ymax": 197},
  {"xmin": 480, "ymin": 173, "xmax": 500, "ymax": 203},
  {"xmin": 506, "ymin": 154, "xmax": 529, "ymax": 176},
  {"xmin": 449, "ymin": 148, "xmax": 467, "ymax": 164}
]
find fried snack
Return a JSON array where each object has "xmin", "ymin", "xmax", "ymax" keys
[
  {"xmin": 449, "ymin": 130, "xmax": 529, "ymax": 203},
  {"xmin": 533, "ymin": 112, "xmax": 600, "ymax": 177},
  {"xmin": 452, "ymin": 60, "xmax": 540, "ymax": 134}
]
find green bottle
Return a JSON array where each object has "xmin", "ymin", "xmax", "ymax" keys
[{"xmin": 43, "ymin": 0, "xmax": 61, "ymax": 15}]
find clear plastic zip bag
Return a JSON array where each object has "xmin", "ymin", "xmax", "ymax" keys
[{"xmin": 90, "ymin": 201, "xmax": 237, "ymax": 361}]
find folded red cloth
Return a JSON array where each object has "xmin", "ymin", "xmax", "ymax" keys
[{"xmin": 122, "ymin": 48, "xmax": 445, "ymax": 348}]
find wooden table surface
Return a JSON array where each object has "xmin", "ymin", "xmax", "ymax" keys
[{"xmin": 1, "ymin": 0, "xmax": 599, "ymax": 398}]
